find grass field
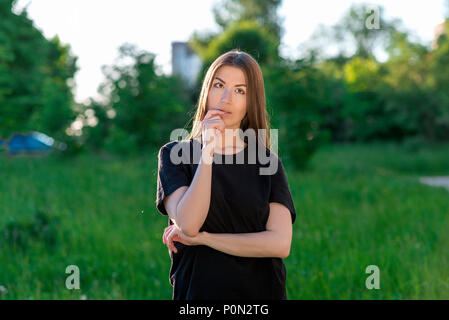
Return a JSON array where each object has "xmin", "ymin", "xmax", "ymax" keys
[{"xmin": 1, "ymin": 142, "xmax": 449, "ymax": 299}]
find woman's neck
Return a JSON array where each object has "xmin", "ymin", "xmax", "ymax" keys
[{"xmin": 215, "ymin": 128, "xmax": 246, "ymax": 150}]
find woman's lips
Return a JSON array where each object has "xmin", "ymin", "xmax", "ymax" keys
[{"xmin": 215, "ymin": 108, "xmax": 232, "ymax": 115}]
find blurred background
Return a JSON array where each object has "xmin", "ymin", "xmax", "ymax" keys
[{"xmin": 1, "ymin": 0, "xmax": 449, "ymax": 299}]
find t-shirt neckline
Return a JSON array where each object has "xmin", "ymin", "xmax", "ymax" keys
[
  {"xmin": 193, "ymin": 138, "xmax": 248, "ymax": 156},
  {"xmin": 213, "ymin": 143, "xmax": 248, "ymax": 156}
]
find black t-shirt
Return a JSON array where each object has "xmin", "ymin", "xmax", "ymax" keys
[{"xmin": 156, "ymin": 138, "xmax": 297, "ymax": 300}]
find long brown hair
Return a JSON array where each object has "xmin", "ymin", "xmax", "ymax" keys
[{"xmin": 186, "ymin": 50, "xmax": 271, "ymax": 149}]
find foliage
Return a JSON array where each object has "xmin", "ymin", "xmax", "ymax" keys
[
  {"xmin": 0, "ymin": 0, "xmax": 77, "ymax": 141},
  {"xmin": 82, "ymin": 44, "xmax": 191, "ymax": 154},
  {"xmin": 264, "ymin": 58, "xmax": 331, "ymax": 168},
  {"xmin": 212, "ymin": 0, "xmax": 283, "ymax": 42},
  {"xmin": 199, "ymin": 20, "xmax": 279, "ymax": 72},
  {"xmin": 308, "ymin": 5, "xmax": 449, "ymax": 144},
  {"xmin": 3, "ymin": 0, "xmax": 449, "ymax": 160}
]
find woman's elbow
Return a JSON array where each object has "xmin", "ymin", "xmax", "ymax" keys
[
  {"xmin": 175, "ymin": 207, "xmax": 201, "ymax": 237},
  {"xmin": 177, "ymin": 220, "xmax": 200, "ymax": 237},
  {"xmin": 174, "ymin": 215, "xmax": 199, "ymax": 237},
  {"xmin": 268, "ymin": 231, "xmax": 291, "ymax": 258},
  {"xmin": 277, "ymin": 245, "xmax": 290, "ymax": 258},
  {"xmin": 182, "ymin": 227, "xmax": 200, "ymax": 238},
  {"xmin": 279, "ymin": 238, "xmax": 292, "ymax": 258}
]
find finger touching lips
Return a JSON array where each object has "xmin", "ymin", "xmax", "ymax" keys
[{"xmin": 204, "ymin": 109, "xmax": 226, "ymax": 121}]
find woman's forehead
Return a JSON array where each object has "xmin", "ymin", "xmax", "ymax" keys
[{"xmin": 215, "ymin": 65, "xmax": 246, "ymax": 85}]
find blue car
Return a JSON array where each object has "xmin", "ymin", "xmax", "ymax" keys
[{"xmin": 2, "ymin": 132, "xmax": 66, "ymax": 155}]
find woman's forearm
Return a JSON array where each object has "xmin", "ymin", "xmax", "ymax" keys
[
  {"xmin": 199, "ymin": 230, "xmax": 290, "ymax": 259},
  {"xmin": 175, "ymin": 154, "xmax": 213, "ymax": 237}
]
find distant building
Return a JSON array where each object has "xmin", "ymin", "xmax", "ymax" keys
[
  {"xmin": 433, "ymin": 21, "xmax": 447, "ymax": 49},
  {"xmin": 171, "ymin": 41, "xmax": 202, "ymax": 88}
]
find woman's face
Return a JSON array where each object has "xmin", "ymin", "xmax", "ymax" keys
[{"xmin": 206, "ymin": 65, "xmax": 247, "ymax": 129}]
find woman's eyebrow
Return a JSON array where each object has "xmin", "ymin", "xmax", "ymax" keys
[{"xmin": 215, "ymin": 76, "xmax": 247, "ymax": 87}]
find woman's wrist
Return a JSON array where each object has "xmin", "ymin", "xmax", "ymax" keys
[{"xmin": 200, "ymin": 146, "xmax": 214, "ymax": 165}]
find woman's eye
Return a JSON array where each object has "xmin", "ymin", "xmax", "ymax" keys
[{"xmin": 213, "ymin": 83, "xmax": 244, "ymax": 94}]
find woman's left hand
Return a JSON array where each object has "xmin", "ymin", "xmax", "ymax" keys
[{"xmin": 162, "ymin": 224, "xmax": 203, "ymax": 254}]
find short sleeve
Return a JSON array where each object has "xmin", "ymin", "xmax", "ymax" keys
[
  {"xmin": 156, "ymin": 143, "xmax": 191, "ymax": 216},
  {"xmin": 269, "ymin": 157, "xmax": 297, "ymax": 224}
]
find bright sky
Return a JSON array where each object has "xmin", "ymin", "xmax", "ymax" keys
[{"xmin": 14, "ymin": 0, "xmax": 446, "ymax": 104}]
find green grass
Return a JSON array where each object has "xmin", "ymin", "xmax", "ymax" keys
[{"xmin": 1, "ymin": 142, "xmax": 449, "ymax": 299}]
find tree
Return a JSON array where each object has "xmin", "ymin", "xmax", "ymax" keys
[
  {"xmin": 212, "ymin": 0, "xmax": 283, "ymax": 43},
  {"xmin": 429, "ymin": 19, "xmax": 449, "ymax": 141},
  {"xmin": 190, "ymin": 0, "xmax": 283, "ymax": 61},
  {"xmin": 264, "ymin": 58, "xmax": 331, "ymax": 168},
  {"xmin": 83, "ymin": 44, "xmax": 191, "ymax": 153},
  {"xmin": 0, "ymin": 0, "xmax": 77, "ymax": 140},
  {"xmin": 200, "ymin": 20, "xmax": 278, "ymax": 68},
  {"xmin": 303, "ymin": 3, "xmax": 400, "ymax": 60}
]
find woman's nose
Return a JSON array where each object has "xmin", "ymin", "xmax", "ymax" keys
[{"xmin": 220, "ymin": 88, "xmax": 231, "ymax": 103}]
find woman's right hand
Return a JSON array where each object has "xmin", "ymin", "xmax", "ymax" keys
[
  {"xmin": 201, "ymin": 109, "xmax": 227, "ymax": 161},
  {"xmin": 162, "ymin": 224, "xmax": 203, "ymax": 254}
]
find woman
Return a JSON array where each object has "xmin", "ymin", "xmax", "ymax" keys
[{"xmin": 156, "ymin": 50, "xmax": 296, "ymax": 300}]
